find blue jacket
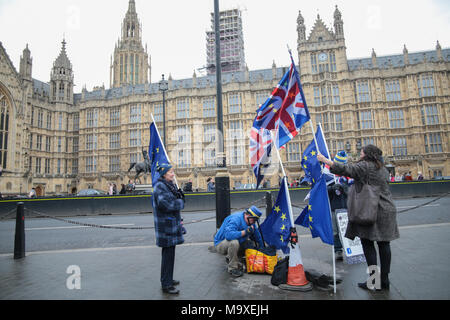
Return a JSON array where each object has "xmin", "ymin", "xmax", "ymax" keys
[
  {"xmin": 152, "ymin": 179, "xmax": 185, "ymax": 248},
  {"xmin": 214, "ymin": 211, "xmax": 264, "ymax": 247}
]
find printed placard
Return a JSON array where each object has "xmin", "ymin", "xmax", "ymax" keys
[{"xmin": 335, "ymin": 209, "xmax": 366, "ymax": 265}]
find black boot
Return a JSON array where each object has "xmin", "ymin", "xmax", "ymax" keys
[{"xmin": 381, "ymin": 273, "xmax": 390, "ymax": 290}]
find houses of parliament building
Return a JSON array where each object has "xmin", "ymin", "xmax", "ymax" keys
[{"xmin": 0, "ymin": 1, "xmax": 448, "ymax": 196}]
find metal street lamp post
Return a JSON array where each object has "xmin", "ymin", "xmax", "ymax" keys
[
  {"xmin": 158, "ymin": 74, "xmax": 169, "ymax": 147},
  {"xmin": 214, "ymin": 0, "xmax": 230, "ymax": 229}
]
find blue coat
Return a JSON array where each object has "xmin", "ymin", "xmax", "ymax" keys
[
  {"xmin": 214, "ymin": 211, "xmax": 264, "ymax": 247},
  {"xmin": 152, "ymin": 180, "xmax": 185, "ymax": 248}
]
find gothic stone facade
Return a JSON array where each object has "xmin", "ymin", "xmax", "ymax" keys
[{"xmin": 0, "ymin": 4, "xmax": 448, "ymax": 196}]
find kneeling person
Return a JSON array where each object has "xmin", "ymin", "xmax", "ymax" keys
[{"xmin": 214, "ymin": 206, "xmax": 265, "ymax": 277}]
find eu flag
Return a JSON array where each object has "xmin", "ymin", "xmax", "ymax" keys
[
  {"xmin": 259, "ymin": 177, "xmax": 292, "ymax": 254},
  {"xmin": 301, "ymin": 125, "xmax": 329, "ymax": 186},
  {"xmin": 295, "ymin": 174, "xmax": 334, "ymax": 245},
  {"xmin": 149, "ymin": 123, "xmax": 170, "ymax": 186}
]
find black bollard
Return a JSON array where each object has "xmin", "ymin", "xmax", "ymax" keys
[
  {"xmin": 14, "ymin": 202, "xmax": 25, "ymax": 259},
  {"xmin": 215, "ymin": 174, "xmax": 230, "ymax": 229},
  {"xmin": 265, "ymin": 191, "xmax": 273, "ymax": 217}
]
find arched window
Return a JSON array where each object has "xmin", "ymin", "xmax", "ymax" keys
[{"xmin": 0, "ymin": 87, "xmax": 10, "ymax": 169}]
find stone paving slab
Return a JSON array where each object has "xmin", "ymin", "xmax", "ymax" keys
[{"xmin": 1, "ymin": 222, "xmax": 449, "ymax": 300}]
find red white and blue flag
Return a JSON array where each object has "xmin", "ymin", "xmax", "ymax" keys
[
  {"xmin": 253, "ymin": 60, "xmax": 310, "ymax": 149},
  {"xmin": 249, "ymin": 126, "xmax": 272, "ymax": 189},
  {"xmin": 250, "ymin": 55, "xmax": 310, "ymax": 188}
]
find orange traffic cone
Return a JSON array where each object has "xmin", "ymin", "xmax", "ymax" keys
[{"xmin": 279, "ymin": 244, "xmax": 313, "ymax": 291}]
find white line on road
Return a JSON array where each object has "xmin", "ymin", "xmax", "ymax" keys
[
  {"xmin": 396, "ymin": 204, "xmax": 440, "ymax": 209},
  {"xmin": 25, "ymin": 224, "xmax": 135, "ymax": 231}
]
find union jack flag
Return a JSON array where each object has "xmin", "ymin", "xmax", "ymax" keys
[
  {"xmin": 253, "ymin": 60, "xmax": 310, "ymax": 149},
  {"xmin": 250, "ymin": 56, "xmax": 310, "ymax": 188},
  {"xmin": 249, "ymin": 126, "xmax": 272, "ymax": 189}
]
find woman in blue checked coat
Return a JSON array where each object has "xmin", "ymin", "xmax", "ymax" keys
[{"xmin": 152, "ymin": 163, "xmax": 185, "ymax": 294}]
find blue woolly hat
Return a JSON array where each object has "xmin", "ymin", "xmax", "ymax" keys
[
  {"xmin": 246, "ymin": 206, "xmax": 262, "ymax": 219},
  {"xmin": 334, "ymin": 151, "xmax": 348, "ymax": 164},
  {"xmin": 157, "ymin": 163, "xmax": 172, "ymax": 177}
]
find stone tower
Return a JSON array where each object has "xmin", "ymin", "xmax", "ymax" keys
[
  {"xmin": 19, "ymin": 44, "xmax": 32, "ymax": 81},
  {"xmin": 297, "ymin": 11, "xmax": 306, "ymax": 45},
  {"xmin": 297, "ymin": 7, "xmax": 348, "ymax": 76},
  {"xmin": 333, "ymin": 5, "xmax": 344, "ymax": 39},
  {"xmin": 50, "ymin": 39, "xmax": 74, "ymax": 105},
  {"xmin": 111, "ymin": 0, "xmax": 150, "ymax": 88}
]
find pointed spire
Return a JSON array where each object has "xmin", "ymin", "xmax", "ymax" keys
[
  {"xmin": 334, "ymin": 5, "xmax": 344, "ymax": 38},
  {"xmin": 297, "ymin": 10, "xmax": 305, "ymax": 25},
  {"xmin": 128, "ymin": 0, "xmax": 136, "ymax": 14},
  {"xmin": 403, "ymin": 44, "xmax": 409, "ymax": 65},
  {"xmin": 334, "ymin": 5, "xmax": 342, "ymax": 20},
  {"xmin": 272, "ymin": 60, "xmax": 277, "ymax": 79},
  {"xmin": 436, "ymin": 40, "xmax": 443, "ymax": 60},
  {"xmin": 371, "ymin": 48, "xmax": 377, "ymax": 68},
  {"xmin": 20, "ymin": 43, "xmax": 32, "ymax": 80},
  {"xmin": 53, "ymin": 38, "xmax": 72, "ymax": 70},
  {"xmin": 297, "ymin": 10, "xmax": 306, "ymax": 43}
]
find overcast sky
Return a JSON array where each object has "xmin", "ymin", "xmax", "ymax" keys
[{"xmin": 0, "ymin": 0, "xmax": 449, "ymax": 92}]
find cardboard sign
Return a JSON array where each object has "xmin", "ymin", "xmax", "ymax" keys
[{"xmin": 335, "ymin": 209, "xmax": 366, "ymax": 265}]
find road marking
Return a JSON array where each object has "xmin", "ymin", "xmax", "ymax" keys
[
  {"xmin": 396, "ymin": 204, "xmax": 440, "ymax": 209},
  {"xmin": 25, "ymin": 224, "xmax": 135, "ymax": 231},
  {"xmin": 0, "ymin": 241, "xmax": 213, "ymax": 257},
  {"xmin": 398, "ymin": 222, "xmax": 450, "ymax": 230}
]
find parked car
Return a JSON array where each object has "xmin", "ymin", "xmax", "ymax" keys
[
  {"xmin": 235, "ymin": 183, "xmax": 257, "ymax": 190},
  {"xmin": 76, "ymin": 189, "xmax": 107, "ymax": 196}
]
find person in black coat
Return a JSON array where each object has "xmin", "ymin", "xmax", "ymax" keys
[{"xmin": 152, "ymin": 163, "xmax": 185, "ymax": 294}]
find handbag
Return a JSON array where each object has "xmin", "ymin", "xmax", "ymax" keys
[
  {"xmin": 270, "ymin": 256, "xmax": 289, "ymax": 286},
  {"xmin": 347, "ymin": 179, "xmax": 380, "ymax": 226}
]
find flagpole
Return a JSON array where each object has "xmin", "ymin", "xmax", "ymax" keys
[
  {"xmin": 150, "ymin": 113, "xmax": 179, "ymax": 188},
  {"xmin": 317, "ymin": 122, "xmax": 337, "ymax": 294},
  {"xmin": 269, "ymin": 130, "xmax": 294, "ymax": 226}
]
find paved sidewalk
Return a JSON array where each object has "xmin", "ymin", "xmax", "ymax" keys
[{"xmin": 1, "ymin": 221, "xmax": 449, "ymax": 300}]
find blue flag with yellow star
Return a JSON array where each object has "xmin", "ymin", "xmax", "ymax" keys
[
  {"xmin": 149, "ymin": 123, "xmax": 170, "ymax": 186},
  {"xmin": 295, "ymin": 174, "xmax": 334, "ymax": 245},
  {"xmin": 301, "ymin": 125, "xmax": 330, "ymax": 186},
  {"xmin": 259, "ymin": 177, "xmax": 292, "ymax": 254}
]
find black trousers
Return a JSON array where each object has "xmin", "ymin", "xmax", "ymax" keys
[
  {"xmin": 360, "ymin": 238, "xmax": 391, "ymax": 280},
  {"xmin": 161, "ymin": 246, "xmax": 176, "ymax": 289}
]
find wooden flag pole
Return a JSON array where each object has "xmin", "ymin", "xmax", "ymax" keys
[{"xmin": 150, "ymin": 114, "xmax": 179, "ymax": 189}]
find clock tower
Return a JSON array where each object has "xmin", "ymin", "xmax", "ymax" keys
[{"xmin": 297, "ymin": 6, "xmax": 348, "ymax": 77}]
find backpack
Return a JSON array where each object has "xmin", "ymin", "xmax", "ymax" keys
[{"xmin": 270, "ymin": 256, "xmax": 289, "ymax": 286}]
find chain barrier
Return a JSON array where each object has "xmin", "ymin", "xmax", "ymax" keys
[
  {"xmin": 0, "ymin": 208, "xmax": 17, "ymax": 220},
  {"xmin": 20, "ymin": 196, "xmax": 267, "ymax": 230},
  {"xmin": 290, "ymin": 192, "xmax": 450, "ymax": 213},
  {"xmin": 5, "ymin": 192, "xmax": 446, "ymax": 228},
  {"xmin": 396, "ymin": 192, "xmax": 450, "ymax": 214}
]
